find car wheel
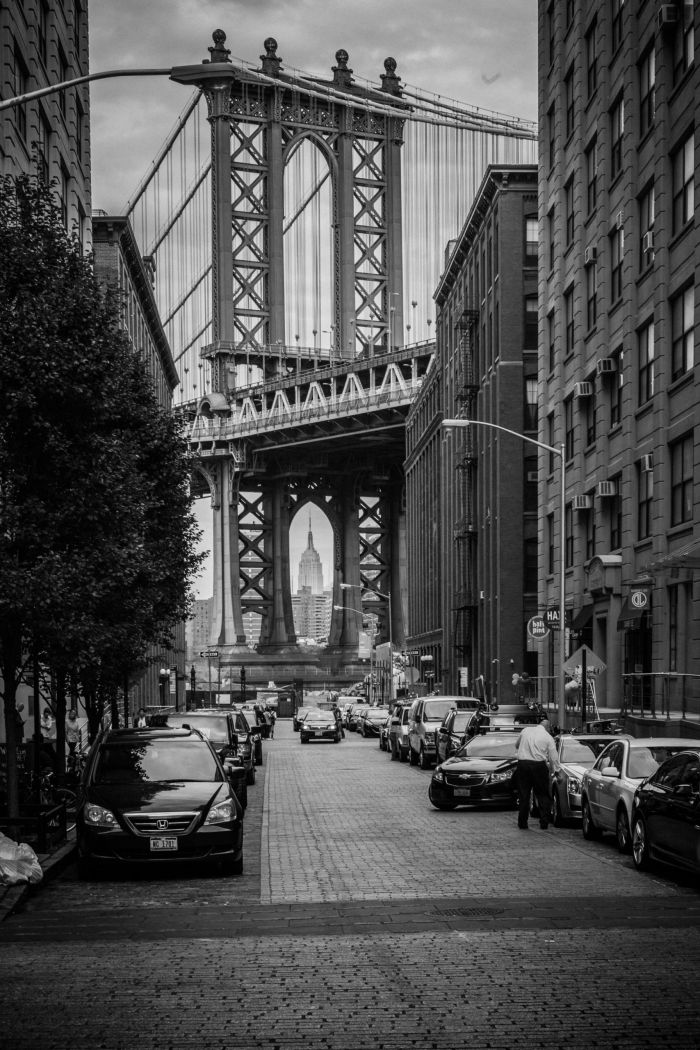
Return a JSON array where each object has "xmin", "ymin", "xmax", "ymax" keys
[
  {"xmin": 419, "ymin": 746, "xmax": 431, "ymax": 770},
  {"xmin": 429, "ymin": 790, "xmax": 458, "ymax": 811},
  {"xmin": 632, "ymin": 814, "xmax": 651, "ymax": 871},
  {"xmin": 300, "ymin": 736, "xmax": 308, "ymax": 744},
  {"xmin": 409, "ymin": 745, "xmax": 418, "ymax": 766},
  {"xmin": 221, "ymin": 854, "xmax": 243, "ymax": 876},
  {"xmin": 582, "ymin": 798, "xmax": 601, "ymax": 840},
  {"xmin": 552, "ymin": 790, "xmax": 564, "ymax": 828},
  {"xmin": 616, "ymin": 806, "xmax": 632, "ymax": 854},
  {"xmin": 246, "ymin": 765, "xmax": 256, "ymax": 786},
  {"xmin": 334, "ymin": 733, "xmax": 341, "ymax": 743}
]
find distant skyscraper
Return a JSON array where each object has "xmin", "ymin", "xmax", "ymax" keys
[{"xmin": 297, "ymin": 517, "xmax": 324, "ymax": 594}]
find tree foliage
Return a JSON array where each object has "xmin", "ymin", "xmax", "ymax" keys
[{"xmin": 0, "ymin": 173, "xmax": 203, "ymax": 812}]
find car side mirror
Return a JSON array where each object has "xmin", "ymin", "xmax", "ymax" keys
[
  {"xmin": 223, "ymin": 757, "xmax": 242, "ymax": 776},
  {"xmin": 231, "ymin": 732, "xmax": 239, "ymax": 747},
  {"xmin": 602, "ymin": 766, "xmax": 619, "ymax": 778},
  {"xmin": 391, "ymin": 718, "xmax": 400, "ymax": 726},
  {"xmin": 674, "ymin": 783, "xmax": 695, "ymax": 799}
]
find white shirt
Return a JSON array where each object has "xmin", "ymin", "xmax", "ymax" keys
[{"xmin": 516, "ymin": 723, "xmax": 561, "ymax": 772}]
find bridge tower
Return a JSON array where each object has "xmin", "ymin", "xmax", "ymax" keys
[{"xmin": 171, "ymin": 32, "xmax": 410, "ymax": 667}]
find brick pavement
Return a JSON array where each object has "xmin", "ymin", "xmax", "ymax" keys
[{"xmin": 2, "ymin": 718, "xmax": 700, "ymax": 1049}]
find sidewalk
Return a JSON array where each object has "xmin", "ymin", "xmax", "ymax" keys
[{"xmin": 0, "ymin": 825, "xmax": 77, "ymax": 922}]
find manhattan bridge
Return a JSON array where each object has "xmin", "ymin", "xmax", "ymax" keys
[{"xmin": 125, "ymin": 30, "xmax": 537, "ymax": 684}]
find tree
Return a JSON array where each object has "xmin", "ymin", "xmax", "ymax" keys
[{"xmin": 0, "ymin": 173, "xmax": 203, "ymax": 815}]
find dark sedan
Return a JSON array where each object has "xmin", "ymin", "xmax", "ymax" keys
[
  {"xmin": 632, "ymin": 749, "xmax": 700, "ymax": 876},
  {"xmin": 358, "ymin": 706, "xmax": 390, "ymax": 737},
  {"xmin": 436, "ymin": 709, "xmax": 481, "ymax": 763},
  {"xmin": 429, "ymin": 732, "xmax": 521, "ymax": 810},
  {"xmin": 76, "ymin": 726, "xmax": 244, "ymax": 877},
  {"xmin": 299, "ymin": 709, "xmax": 341, "ymax": 743}
]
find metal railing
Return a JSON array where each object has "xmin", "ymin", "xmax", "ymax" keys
[{"xmin": 620, "ymin": 673, "xmax": 700, "ymax": 722}]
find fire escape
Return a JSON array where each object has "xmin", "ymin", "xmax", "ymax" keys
[{"xmin": 452, "ymin": 310, "xmax": 479, "ymax": 666}]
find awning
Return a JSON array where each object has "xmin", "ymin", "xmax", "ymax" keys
[
  {"xmin": 647, "ymin": 536, "xmax": 700, "ymax": 573},
  {"xmin": 570, "ymin": 605, "xmax": 593, "ymax": 631},
  {"xmin": 617, "ymin": 598, "xmax": 648, "ymax": 631}
]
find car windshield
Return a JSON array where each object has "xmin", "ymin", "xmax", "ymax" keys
[
  {"xmin": 167, "ymin": 715, "xmax": 228, "ymax": 742},
  {"xmin": 424, "ymin": 701, "xmax": 457, "ymax": 722},
  {"xmin": 304, "ymin": 711, "xmax": 332, "ymax": 723},
  {"xmin": 628, "ymin": 744, "xmax": 691, "ymax": 779},
  {"xmin": 450, "ymin": 712, "xmax": 475, "ymax": 732},
  {"xmin": 460, "ymin": 734, "xmax": 520, "ymax": 760},
  {"xmin": 367, "ymin": 708, "xmax": 389, "ymax": 719},
  {"xmin": 560, "ymin": 737, "xmax": 612, "ymax": 766},
  {"xmin": 94, "ymin": 739, "xmax": 221, "ymax": 784}
]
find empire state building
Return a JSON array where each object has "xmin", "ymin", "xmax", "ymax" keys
[{"xmin": 297, "ymin": 517, "xmax": 324, "ymax": 594}]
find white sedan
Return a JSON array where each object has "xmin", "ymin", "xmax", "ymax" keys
[{"xmin": 581, "ymin": 735, "xmax": 692, "ymax": 852}]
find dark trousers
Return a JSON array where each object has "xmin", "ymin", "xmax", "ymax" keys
[{"xmin": 517, "ymin": 759, "xmax": 552, "ymax": 828}]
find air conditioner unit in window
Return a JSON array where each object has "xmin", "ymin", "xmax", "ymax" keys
[
  {"xmin": 642, "ymin": 230, "xmax": 654, "ymax": 253},
  {"xmin": 596, "ymin": 357, "xmax": 617, "ymax": 376},
  {"xmin": 572, "ymin": 494, "xmax": 593, "ymax": 511},
  {"xmin": 641, "ymin": 453, "xmax": 654, "ymax": 472},
  {"xmin": 526, "ymin": 471, "xmax": 539, "ymax": 483},
  {"xmin": 658, "ymin": 6, "xmax": 679, "ymax": 30},
  {"xmin": 597, "ymin": 480, "xmax": 617, "ymax": 497},
  {"xmin": 584, "ymin": 245, "xmax": 597, "ymax": 266},
  {"xmin": 574, "ymin": 381, "xmax": 593, "ymax": 398}
]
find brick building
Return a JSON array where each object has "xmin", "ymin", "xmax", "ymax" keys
[
  {"xmin": 538, "ymin": 0, "xmax": 699, "ymax": 711},
  {"xmin": 406, "ymin": 165, "xmax": 539, "ymax": 700}
]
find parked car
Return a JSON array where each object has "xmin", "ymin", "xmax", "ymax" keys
[
  {"xmin": 232, "ymin": 708, "xmax": 263, "ymax": 766},
  {"xmin": 631, "ymin": 748, "xmax": 700, "ymax": 875},
  {"xmin": 429, "ymin": 731, "xmax": 521, "ymax": 810},
  {"xmin": 358, "ymin": 706, "xmax": 390, "ymax": 737},
  {"xmin": 299, "ymin": 709, "xmax": 341, "ymax": 744},
  {"xmin": 240, "ymin": 703, "xmax": 272, "ymax": 739},
  {"xmin": 293, "ymin": 706, "xmax": 314, "ymax": 732},
  {"xmin": 388, "ymin": 702, "xmax": 412, "ymax": 762},
  {"xmin": 347, "ymin": 704, "xmax": 371, "ymax": 732},
  {"xmin": 408, "ymin": 696, "xmax": 480, "ymax": 768},
  {"xmin": 549, "ymin": 733, "xmax": 619, "ymax": 825},
  {"xmin": 436, "ymin": 709, "xmax": 483, "ymax": 763},
  {"xmin": 476, "ymin": 703, "xmax": 542, "ymax": 733},
  {"xmin": 581, "ymin": 736, "xmax": 692, "ymax": 852},
  {"xmin": 166, "ymin": 709, "xmax": 255, "ymax": 791},
  {"xmin": 76, "ymin": 725, "xmax": 244, "ymax": 877}
]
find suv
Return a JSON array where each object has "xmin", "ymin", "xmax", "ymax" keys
[
  {"xmin": 408, "ymin": 696, "xmax": 481, "ymax": 769},
  {"xmin": 167, "ymin": 709, "xmax": 255, "ymax": 789},
  {"xmin": 76, "ymin": 726, "xmax": 244, "ymax": 877},
  {"xmin": 388, "ymin": 702, "xmax": 412, "ymax": 762}
]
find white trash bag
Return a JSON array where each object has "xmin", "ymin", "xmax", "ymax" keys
[{"xmin": 0, "ymin": 831, "xmax": 44, "ymax": 885}]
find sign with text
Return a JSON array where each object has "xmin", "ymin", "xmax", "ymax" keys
[{"xmin": 527, "ymin": 616, "xmax": 549, "ymax": 640}]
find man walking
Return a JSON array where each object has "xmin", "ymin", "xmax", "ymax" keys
[{"xmin": 515, "ymin": 716, "xmax": 561, "ymax": 830}]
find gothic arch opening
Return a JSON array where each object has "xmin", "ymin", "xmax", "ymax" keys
[
  {"xmin": 283, "ymin": 136, "xmax": 334, "ymax": 353},
  {"xmin": 289, "ymin": 502, "xmax": 334, "ymax": 647}
]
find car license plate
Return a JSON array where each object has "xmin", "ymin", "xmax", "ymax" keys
[
  {"xmin": 150, "ymin": 836, "xmax": 178, "ymax": 851},
  {"xmin": 454, "ymin": 788, "xmax": 472, "ymax": 797},
  {"xmin": 314, "ymin": 730, "xmax": 323, "ymax": 736}
]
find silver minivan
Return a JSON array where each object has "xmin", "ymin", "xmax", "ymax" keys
[{"xmin": 408, "ymin": 695, "xmax": 481, "ymax": 768}]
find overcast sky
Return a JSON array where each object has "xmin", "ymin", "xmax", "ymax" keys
[{"xmin": 88, "ymin": 1, "xmax": 538, "ymax": 598}]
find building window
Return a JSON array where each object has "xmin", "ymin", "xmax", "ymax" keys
[
  {"xmin": 57, "ymin": 46, "xmax": 68, "ymax": 119},
  {"xmin": 566, "ymin": 0, "xmax": 574, "ymax": 30},
  {"xmin": 639, "ymin": 182, "xmax": 655, "ymax": 271},
  {"xmin": 637, "ymin": 464, "xmax": 653, "ymax": 541},
  {"xmin": 547, "ymin": 412, "xmax": 556, "ymax": 474},
  {"xmin": 565, "ymin": 505, "xmax": 574, "ymax": 568},
  {"xmin": 60, "ymin": 162, "xmax": 70, "ymax": 228},
  {"xmin": 670, "ymin": 433, "xmax": 693, "ymax": 527},
  {"xmin": 638, "ymin": 319, "xmax": 655, "ymax": 406},
  {"xmin": 611, "ymin": 0, "xmax": 625, "ymax": 54},
  {"xmin": 610, "ymin": 96, "xmax": 624, "ymax": 180},
  {"xmin": 524, "ymin": 295, "xmax": 538, "ymax": 350},
  {"xmin": 671, "ymin": 286, "xmax": 694, "ymax": 381},
  {"xmin": 525, "ymin": 216, "xmax": 538, "ymax": 265},
  {"xmin": 547, "ymin": 205, "xmax": 555, "ymax": 271},
  {"xmin": 76, "ymin": 99, "xmax": 85, "ymax": 167},
  {"xmin": 547, "ymin": 513, "xmax": 555, "ymax": 575},
  {"xmin": 564, "ymin": 396, "xmax": 574, "ymax": 460},
  {"xmin": 524, "ymin": 455, "xmax": 538, "ymax": 513},
  {"xmin": 565, "ymin": 177, "xmax": 574, "ymax": 245},
  {"xmin": 38, "ymin": 0, "xmax": 50, "ymax": 67},
  {"xmin": 564, "ymin": 286, "xmax": 574, "ymax": 356},
  {"xmin": 610, "ymin": 490, "xmax": 622, "ymax": 549},
  {"xmin": 610, "ymin": 347, "xmax": 624, "ymax": 427},
  {"xmin": 639, "ymin": 46, "xmax": 655, "ymax": 138},
  {"xmin": 13, "ymin": 45, "xmax": 29, "ymax": 142},
  {"xmin": 585, "ymin": 19, "xmax": 598, "ymax": 99},
  {"xmin": 671, "ymin": 133, "xmax": 694, "ymax": 235},
  {"xmin": 548, "ymin": 103, "xmax": 556, "ymax": 172},
  {"xmin": 584, "ymin": 386, "xmax": 596, "ymax": 447},
  {"xmin": 547, "ymin": 309, "xmax": 556, "ymax": 373},
  {"xmin": 673, "ymin": 3, "xmax": 695, "ymax": 84},
  {"xmin": 610, "ymin": 226, "xmax": 624, "ymax": 302},
  {"xmin": 584, "ymin": 501, "xmax": 596, "ymax": 561},
  {"xmin": 546, "ymin": 2, "xmax": 555, "ymax": 69},
  {"xmin": 493, "ymin": 220, "xmax": 499, "ymax": 277},
  {"xmin": 565, "ymin": 65, "xmax": 575, "ymax": 139},
  {"xmin": 524, "ymin": 376, "xmax": 538, "ymax": 431},
  {"xmin": 585, "ymin": 138, "xmax": 598, "ymax": 215},
  {"xmin": 36, "ymin": 111, "xmax": 51, "ymax": 183},
  {"xmin": 586, "ymin": 259, "xmax": 597, "ymax": 330}
]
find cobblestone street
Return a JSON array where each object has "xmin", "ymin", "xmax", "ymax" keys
[{"xmin": 2, "ymin": 719, "xmax": 700, "ymax": 1049}]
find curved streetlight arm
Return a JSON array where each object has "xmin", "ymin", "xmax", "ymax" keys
[
  {"xmin": 442, "ymin": 418, "xmax": 567, "ymax": 731},
  {"xmin": 340, "ymin": 583, "xmax": 393, "ymax": 702},
  {"xmin": 0, "ymin": 68, "xmax": 174, "ymax": 112}
]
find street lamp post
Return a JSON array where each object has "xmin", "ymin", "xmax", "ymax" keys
[
  {"xmin": 340, "ymin": 583, "xmax": 394, "ymax": 703},
  {"xmin": 442, "ymin": 418, "xmax": 567, "ymax": 731}
]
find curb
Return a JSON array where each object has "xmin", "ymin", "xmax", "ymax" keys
[{"xmin": 0, "ymin": 831, "xmax": 77, "ymax": 922}]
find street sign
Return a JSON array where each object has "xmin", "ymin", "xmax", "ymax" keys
[
  {"xmin": 200, "ymin": 650, "xmax": 219, "ymax": 658},
  {"xmin": 527, "ymin": 615, "xmax": 549, "ymax": 640},
  {"xmin": 630, "ymin": 589, "xmax": 648, "ymax": 609},
  {"xmin": 564, "ymin": 644, "xmax": 606, "ymax": 676},
  {"xmin": 544, "ymin": 607, "xmax": 560, "ymax": 630}
]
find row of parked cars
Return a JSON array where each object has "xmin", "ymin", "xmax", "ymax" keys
[
  {"xmin": 75, "ymin": 704, "xmax": 274, "ymax": 879},
  {"xmin": 367, "ymin": 693, "xmax": 700, "ymax": 881}
]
